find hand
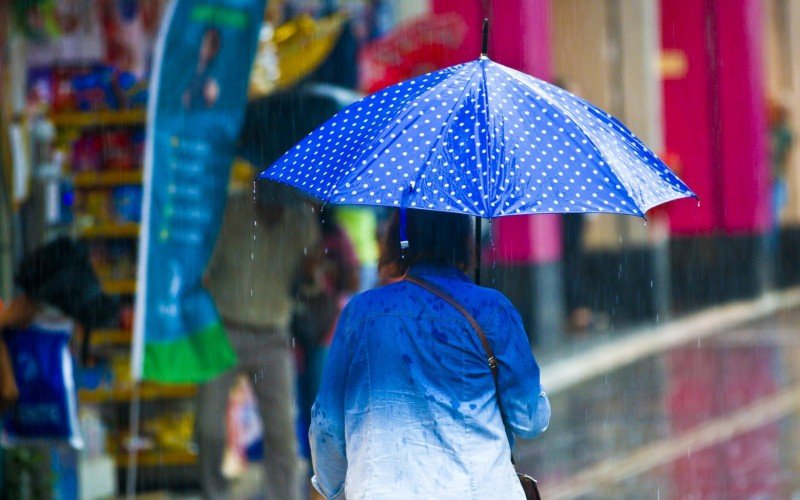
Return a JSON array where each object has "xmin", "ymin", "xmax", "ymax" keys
[
  {"xmin": 0, "ymin": 340, "xmax": 19, "ymax": 414},
  {"xmin": 0, "ymin": 373, "xmax": 19, "ymax": 414},
  {"xmin": 0, "ymin": 295, "xmax": 36, "ymax": 330}
]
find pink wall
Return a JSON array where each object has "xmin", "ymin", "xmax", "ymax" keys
[
  {"xmin": 661, "ymin": 0, "xmax": 717, "ymax": 234},
  {"xmin": 714, "ymin": 0, "xmax": 770, "ymax": 233},
  {"xmin": 662, "ymin": 0, "xmax": 770, "ymax": 235}
]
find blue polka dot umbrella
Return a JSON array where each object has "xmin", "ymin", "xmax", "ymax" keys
[{"xmin": 261, "ymin": 23, "xmax": 695, "ymax": 220}]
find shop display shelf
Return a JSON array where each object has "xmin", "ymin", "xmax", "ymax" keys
[
  {"xmin": 78, "ymin": 383, "xmax": 197, "ymax": 404},
  {"xmin": 81, "ymin": 222, "xmax": 140, "ymax": 239},
  {"xmin": 91, "ymin": 329, "xmax": 132, "ymax": 346},
  {"xmin": 100, "ymin": 279, "xmax": 137, "ymax": 295},
  {"xmin": 73, "ymin": 170, "xmax": 143, "ymax": 188},
  {"xmin": 115, "ymin": 449, "xmax": 197, "ymax": 468},
  {"xmin": 49, "ymin": 109, "xmax": 146, "ymax": 128}
]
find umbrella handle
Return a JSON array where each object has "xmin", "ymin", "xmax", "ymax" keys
[{"xmin": 481, "ymin": 18, "xmax": 489, "ymax": 59}]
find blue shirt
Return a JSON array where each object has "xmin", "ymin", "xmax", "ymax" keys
[{"xmin": 309, "ymin": 265, "xmax": 551, "ymax": 499}]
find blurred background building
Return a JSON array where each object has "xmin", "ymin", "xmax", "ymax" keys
[{"xmin": 0, "ymin": 0, "xmax": 798, "ymax": 497}]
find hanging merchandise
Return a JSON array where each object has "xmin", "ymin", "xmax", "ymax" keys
[
  {"xmin": 24, "ymin": 0, "xmax": 106, "ymax": 67},
  {"xmin": 358, "ymin": 12, "xmax": 468, "ymax": 93},
  {"xmin": 249, "ymin": 13, "xmax": 345, "ymax": 99},
  {"xmin": 12, "ymin": 0, "xmax": 61, "ymax": 41},
  {"xmin": 1, "ymin": 311, "xmax": 82, "ymax": 448},
  {"xmin": 132, "ymin": 0, "xmax": 266, "ymax": 383}
]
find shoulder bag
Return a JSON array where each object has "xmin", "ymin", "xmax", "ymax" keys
[{"xmin": 404, "ymin": 275, "xmax": 542, "ymax": 500}]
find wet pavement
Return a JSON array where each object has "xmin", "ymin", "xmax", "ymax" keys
[{"xmin": 518, "ymin": 301, "xmax": 800, "ymax": 499}]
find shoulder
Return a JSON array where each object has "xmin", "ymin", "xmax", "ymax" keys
[
  {"xmin": 465, "ymin": 284, "xmax": 523, "ymax": 325},
  {"xmin": 454, "ymin": 281, "xmax": 517, "ymax": 312},
  {"xmin": 345, "ymin": 281, "xmax": 407, "ymax": 313}
]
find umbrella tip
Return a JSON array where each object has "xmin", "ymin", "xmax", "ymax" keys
[{"xmin": 481, "ymin": 18, "xmax": 489, "ymax": 59}]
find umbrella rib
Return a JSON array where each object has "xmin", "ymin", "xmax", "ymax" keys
[
  {"xmin": 323, "ymin": 66, "xmax": 473, "ymax": 203},
  {"xmin": 498, "ymin": 65, "xmax": 643, "ymax": 213},
  {"xmin": 406, "ymin": 64, "xmax": 482, "ymax": 199},
  {"xmin": 477, "ymin": 60, "xmax": 493, "ymax": 216}
]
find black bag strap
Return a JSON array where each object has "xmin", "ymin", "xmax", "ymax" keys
[
  {"xmin": 404, "ymin": 275, "xmax": 499, "ymax": 388},
  {"xmin": 404, "ymin": 274, "xmax": 541, "ymax": 497}
]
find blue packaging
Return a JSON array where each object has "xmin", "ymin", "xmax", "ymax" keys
[{"xmin": 2, "ymin": 315, "xmax": 83, "ymax": 449}]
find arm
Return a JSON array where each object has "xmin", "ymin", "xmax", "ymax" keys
[
  {"xmin": 0, "ymin": 295, "xmax": 35, "ymax": 414},
  {"xmin": 308, "ymin": 301, "xmax": 353, "ymax": 499},
  {"xmin": 493, "ymin": 297, "xmax": 550, "ymax": 439},
  {"xmin": 0, "ymin": 338, "xmax": 18, "ymax": 414}
]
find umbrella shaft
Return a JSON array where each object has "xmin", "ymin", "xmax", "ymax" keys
[{"xmin": 475, "ymin": 217, "xmax": 482, "ymax": 285}]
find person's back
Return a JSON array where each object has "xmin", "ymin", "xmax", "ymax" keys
[{"xmin": 309, "ymin": 210, "xmax": 550, "ymax": 500}]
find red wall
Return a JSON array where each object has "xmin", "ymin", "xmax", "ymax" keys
[
  {"xmin": 714, "ymin": 0, "xmax": 770, "ymax": 233},
  {"xmin": 662, "ymin": 0, "xmax": 769, "ymax": 235},
  {"xmin": 661, "ymin": 0, "xmax": 718, "ymax": 234}
]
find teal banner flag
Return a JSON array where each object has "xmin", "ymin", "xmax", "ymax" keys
[{"xmin": 133, "ymin": 0, "xmax": 266, "ymax": 382}]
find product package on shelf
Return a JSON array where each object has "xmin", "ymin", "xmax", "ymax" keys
[{"xmin": 29, "ymin": 65, "xmax": 150, "ymax": 114}]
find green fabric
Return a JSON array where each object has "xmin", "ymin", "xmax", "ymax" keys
[
  {"xmin": 335, "ymin": 207, "xmax": 379, "ymax": 265},
  {"xmin": 143, "ymin": 322, "xmax": 236, "ymax": 383}
]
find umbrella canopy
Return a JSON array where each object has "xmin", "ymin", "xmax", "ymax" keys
[{"xmin": 261, "ymin": 56, "xmax": 695, "ymax": 219}]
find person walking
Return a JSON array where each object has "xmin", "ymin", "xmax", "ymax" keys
[
  {"xmin": 309, "ymin": 209, "xmax": 551, "ymax": 500},
  {"xmin": 198, "ymin": 180, "xmax": 319, "ymax": 500}
]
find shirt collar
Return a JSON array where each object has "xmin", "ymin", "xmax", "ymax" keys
[{"xmin": 407, "ymin": 264, "xmax": 472, "ymax": 283}]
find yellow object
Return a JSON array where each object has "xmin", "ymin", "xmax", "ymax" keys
[
  {"xmin": 49, "ymin": 109, "xmax": 146, "ymax": 128},
  {"xmin": 230, "ymin": 158, "xmax": 256, "ymax": 189},
  {"xmin": 249, "ymin": 13, "xmax": 346, "ymax": 99}
]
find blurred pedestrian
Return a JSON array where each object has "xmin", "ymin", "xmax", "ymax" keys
[
  {"xmin": 200, "ymin": 180, "xmax": 319, "ymax": 500},
  {"xmin": 293, "ymin": 208, "xmax": 360, "ymax": 474},
  {"xmin": 309, "ymin": 209, "xmax": 550, "ymax": 499},
  {"xmin": 768, "ymin": 97, "xmax": 794, "ymax": 249},
  {"xmin": 335, "ymin": 207, "xmax": 380, "ymax": 291},
  {"xmin": 0, "ymin": 297, "xmax": 36, "ymax": 415}
]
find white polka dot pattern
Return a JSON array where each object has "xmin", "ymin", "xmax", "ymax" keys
[{"xmin": 261, "ymin": 58, "xmax": 695, "ymax": 218}]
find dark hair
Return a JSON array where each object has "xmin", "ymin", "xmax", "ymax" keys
[
  {"xmin": 15, "ymin": 237, "xmax": 119, "ymax": 329},
  {"xmin": 379, "ymin": 209, "xmax": 473, "ymax": 279}
]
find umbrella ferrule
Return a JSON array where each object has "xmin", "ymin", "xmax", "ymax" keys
[{"xmin": 481, "ymin": 18, "xmax": 489, "ymax": 59}]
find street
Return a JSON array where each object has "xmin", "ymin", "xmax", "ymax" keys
[{"xmin": 518, "ymin": 290, "xmax": 800, "ymax": 499}]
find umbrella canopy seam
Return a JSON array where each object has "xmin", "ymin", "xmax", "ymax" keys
[{"xmin": 497, "ymin": 64, "xmax": 643, "ymax": 215}]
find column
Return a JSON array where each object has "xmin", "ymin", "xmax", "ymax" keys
[
  {"xmin": 662, "ymin": 0, "xmax": 770, "ymax": 308},
  {"xmin": 716, "ymin": 0, "xmax": 771, "ymax": 294},
  {"xmin": 616, "ymin": 0, "xmax": 672, "ymax": 322}
]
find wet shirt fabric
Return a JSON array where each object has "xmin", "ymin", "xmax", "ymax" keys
[{"xmin": 309, "ymin": 265, "xmax": 551, "ymax": 500}]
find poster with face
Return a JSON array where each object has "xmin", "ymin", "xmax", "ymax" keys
[{"xmin": 132, "ymin": 0, "xmax": 266, "ymax": 383}]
